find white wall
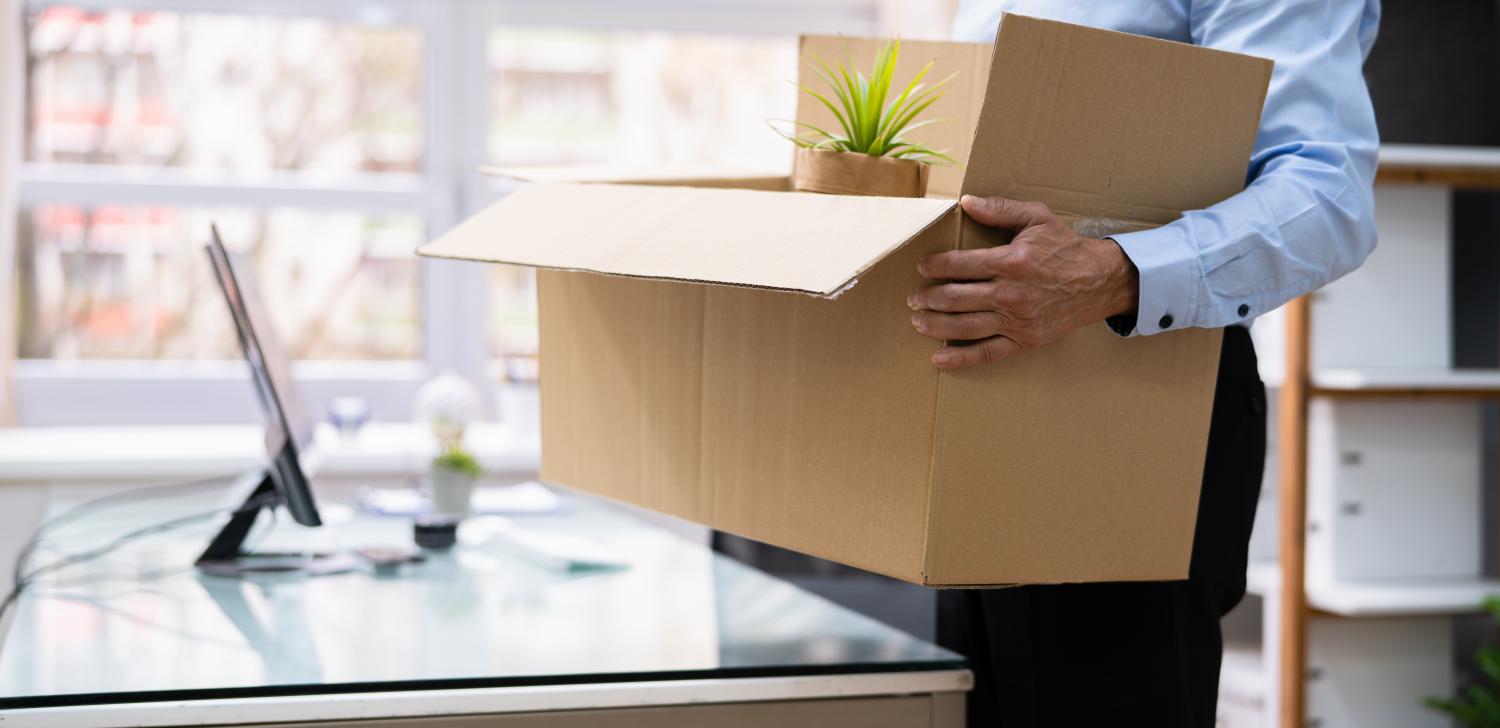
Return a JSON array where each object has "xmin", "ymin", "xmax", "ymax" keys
[{"xmin": 877, "ymin": 0, "xmax": 960, "ymax": 39}]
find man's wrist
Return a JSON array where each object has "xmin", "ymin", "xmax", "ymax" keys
[{"xmin": 1094, "ymin": 236, "xmax": 1139, "ymax": 320}]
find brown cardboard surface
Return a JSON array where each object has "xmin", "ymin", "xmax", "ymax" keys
[
  {"xmin": 537, "ymin": 271, "xmax": 709, "ymax": 521},
  {"xmin": 700, "ymin": 214, "xmax": 960, "ymax": 583},
  {"xmin": 419, "ymin": 182, "xmax": 954, "ymax": 298},
  {"xmin": 961, "ymin": 14, "xmax": 1273, "ymax": 222},
  {"xmin": 420, "ymin": 14, "xmax": 1273, "ymax": 586},
  {"xmin": 924, "ymin": 326, "xmax": 1222, "ymax": 585}
]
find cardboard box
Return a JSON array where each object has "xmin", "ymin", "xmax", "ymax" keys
[{"xmin": 420, "ymin": 14, "xmax": 1273, "ymax": 586}]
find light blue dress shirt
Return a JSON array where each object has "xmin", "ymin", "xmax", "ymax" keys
[{"xmin": 952, "ymin": 0, "xmax": 1381, "ymax": 335}]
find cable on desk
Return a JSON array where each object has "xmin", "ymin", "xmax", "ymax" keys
[
  {"xmin": 21, "ymin": 508, "xmax": 281, "ymax": 600},
  {"xmin": 1, "ymin": 473, "xmax": 266, "ymax": 623},
  {"xmin": 10, "ymin": 473, "xmax": 238, "ymax": 591}
]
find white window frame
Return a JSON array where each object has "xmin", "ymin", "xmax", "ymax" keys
[{"xmin": 7, "ymin": 0, "xmax": 885, "ymax": 426}]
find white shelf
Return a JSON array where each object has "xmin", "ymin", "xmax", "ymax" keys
[
  {"xmin": 1307, "ymin": 578, "xmax": 1500, "ymax": 617},
  {"xmin": 0, "ymin": 422, "xmax": 541, "ymax": 483},
  {"xmin": 1253, "ymin": 368, "xmax": 1500, "ymax": 393},
  {"xmin": 1218, "ymin": 641, "xmax": 1267, "ymax": 708},
  {"xmin": 1247, "ymin": 561, "xmax": 1279, "ymax": 596},
  {"xmin": 1246, "ymin": 562, "xmax": 1500, "ymax": 617},
  {"xmin": 1312, "ymin": 367, "xmax": 1500, "ymax": 392},
  {"xmin": 1379, "ymin": 144, "xmax": 1500, "ymax": 172}
]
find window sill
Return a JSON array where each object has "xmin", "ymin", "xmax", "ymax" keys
[{"xmin": 0, "ymin": 421, "xmax": 540, "ymax": 484}]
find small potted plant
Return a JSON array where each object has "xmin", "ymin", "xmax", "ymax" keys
[
  {"xmin": 1425, "ymin": 596, "xmax": 1500, "ymax": 726},
  {"xmin": 772, "ymin": 39, "xmax": 956, "ymax": 198},
  {"xmin": 430, "ymin": 443, "xmax": 482, "ymax": 519}
]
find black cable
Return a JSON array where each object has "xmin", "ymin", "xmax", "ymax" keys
[
  {"xmin": 1, "ymin": 474, "xmax": 269, "ymax": 623},
  {"xmin": 24, "ymin": 503, "xmax": 281, "ymax": 595},
  {"xmin": 1, "ymin": 503, "xmax": 251, "ymax": 622},
  {"xmin": 10, "ymin": 473, "xmax": 237, "ymax": 597}
]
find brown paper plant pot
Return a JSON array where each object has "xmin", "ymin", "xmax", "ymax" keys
[{"xmin": 792, "ymin": 147, "xmax": 931, "ymax": 198}]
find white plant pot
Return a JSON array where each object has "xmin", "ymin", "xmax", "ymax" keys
[{"xmin": 429, "ymin": 468, "xmax": 478, "ymax": 518}]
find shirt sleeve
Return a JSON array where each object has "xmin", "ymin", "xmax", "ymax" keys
[{"xmin": 1106, "ymin": 0, "xmax": 1381, "ymax": 335}]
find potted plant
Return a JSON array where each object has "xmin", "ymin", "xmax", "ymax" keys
[
  {"xmin": 1426, "ymin": 596, "xmax": 1500, "ymax": 726},
  {"xmin": 772, "ymin": 39, "xmax": 956, "ymax": 198},
  {"xmin": 429, "ymin": 444, "xmax": 482, "ymax": 519}
]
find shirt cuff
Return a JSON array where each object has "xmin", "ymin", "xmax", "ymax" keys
[{"xmin": 1105, "ymin": 225, "xmax": 1201, "ymax": 337}]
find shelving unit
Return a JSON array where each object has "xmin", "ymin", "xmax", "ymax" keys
[{"xmin": 1269, "ymin": 144, "xmax": 1500, "ymax": 727}]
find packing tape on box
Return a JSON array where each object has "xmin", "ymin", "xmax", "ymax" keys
[{"xmin": 1065, "ymin": 214, "xmax": 1150, "ymax": 239}]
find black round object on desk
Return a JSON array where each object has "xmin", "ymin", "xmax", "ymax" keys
[{"xmin": 414, "ymin": 518, "xmax": 458, "ymax": 550}]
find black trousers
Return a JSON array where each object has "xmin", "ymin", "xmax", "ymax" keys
[{"xmin": 937, "ymin": 325, "xmax": 1268, "ymax": 728}]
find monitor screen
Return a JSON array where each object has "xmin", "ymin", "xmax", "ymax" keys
[{"xmin": 207, "ymin": 227, "xmax": 321, "ymax": 527}]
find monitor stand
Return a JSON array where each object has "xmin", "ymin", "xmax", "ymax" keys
[{"xmin": 195, "ymin": 470, "xmax": 357, "ymax": 578}]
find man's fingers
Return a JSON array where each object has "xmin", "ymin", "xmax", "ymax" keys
[
  {"xmin": 959, "ymin": 195, "xmax": 1051, "ymax": 230},
  {"xmin": 918, "ymin": 248, "xmax": 1012, "ymax": 280},
  {"xmin": 931, "ymin": 336, "xmax": 1023, "ymax": 369},
  {"xmin": 907, "ymin": 282, "xmax": 993, "ymax": 312},
  {"xmin": 910, "ymin": 311, "xmax": 1006, "ymax": 341}
]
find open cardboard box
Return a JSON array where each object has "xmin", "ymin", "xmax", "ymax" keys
[{"xmin": 421, "ymin": 14, "xmax": 1273, "ymax": 587}]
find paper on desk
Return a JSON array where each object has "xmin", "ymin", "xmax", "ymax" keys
[{"xmin": 358, "ymin": 481, "xmax": 566, "ymax": 516}]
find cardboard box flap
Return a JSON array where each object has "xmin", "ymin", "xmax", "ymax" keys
[
  {"xmin": 960, "ymin": 13, "xmax": 1273, "ymax": 224},
  {"xmin": 418, "ymin": 182, "xmax": 956, "ymax": 297}
]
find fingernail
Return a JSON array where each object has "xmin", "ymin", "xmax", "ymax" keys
[
  {"xmin": 906, "ymin": 294, "xmax": 919, "ymax": 310},
  {"xmin": 933, "ymin": 351, "xmax": 953, "ymax": 366},
  {"xmin": 960, "ymin": 195, "xmax": 974, "ymax": 206},
  {"xmin": 910, "ymin": 313, "xmax": 923, "ymax": 330}
]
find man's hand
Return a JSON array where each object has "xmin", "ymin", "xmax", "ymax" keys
[{"xmin": 908, "ymin": 195, "xmax": 1140, "ymax": 369}]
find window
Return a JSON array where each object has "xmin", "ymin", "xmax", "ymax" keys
[
  {"xmin": 484, "ymin": 29, "xmax": 797, "ymax": 361},
  {"xmin": 25, "ymin": 6, "xmax": 424, "ymax": 175},
  {"xmin": 18, "ymin": 205, "xmax": 422, "ymax": 360},
  {"xmin": 9, "ymin": 0, "xmax": 891, "ymax": 426},
  {"xmin": 486, "ymin": 29, "xmax": 796, "ymax": 169}
]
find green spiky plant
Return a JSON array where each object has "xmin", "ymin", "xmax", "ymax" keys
[
  {"xmin": 1426, "ymin": 596, "xmax": 1500, "ymax": 726},
  {"xmin": 771, "ymin": 39, "xmax": 956, "ymax": 165},
  {"xmin": 433, "ymin": 444, "xmax": 482, "ymax": 478}
]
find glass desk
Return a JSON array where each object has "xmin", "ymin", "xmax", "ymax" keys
[{"xmin": 0, "ymin": 482, "xmax": 968, "ymax": 727}]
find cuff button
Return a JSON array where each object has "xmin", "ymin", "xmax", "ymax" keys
[
  {"xmin": 1158, "ymin": 314, "xmax": 1174, "ymax": 329},
  {"xmin": 1238, "ymin": 304, "xmax": 1250, "ymax": 317}
]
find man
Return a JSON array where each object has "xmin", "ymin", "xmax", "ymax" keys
[{"xmin": 922, "ymin": 1, "xmax": 1380, "ymax": 725}]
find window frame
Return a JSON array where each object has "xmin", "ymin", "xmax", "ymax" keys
[{"xmin": 6, "ymin": 0, "xmax": 883, "ymax": 426}]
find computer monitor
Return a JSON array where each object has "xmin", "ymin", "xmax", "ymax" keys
[{"xmin": 198, "ymin": 226, "xmax": 343, "ymax": 575}]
